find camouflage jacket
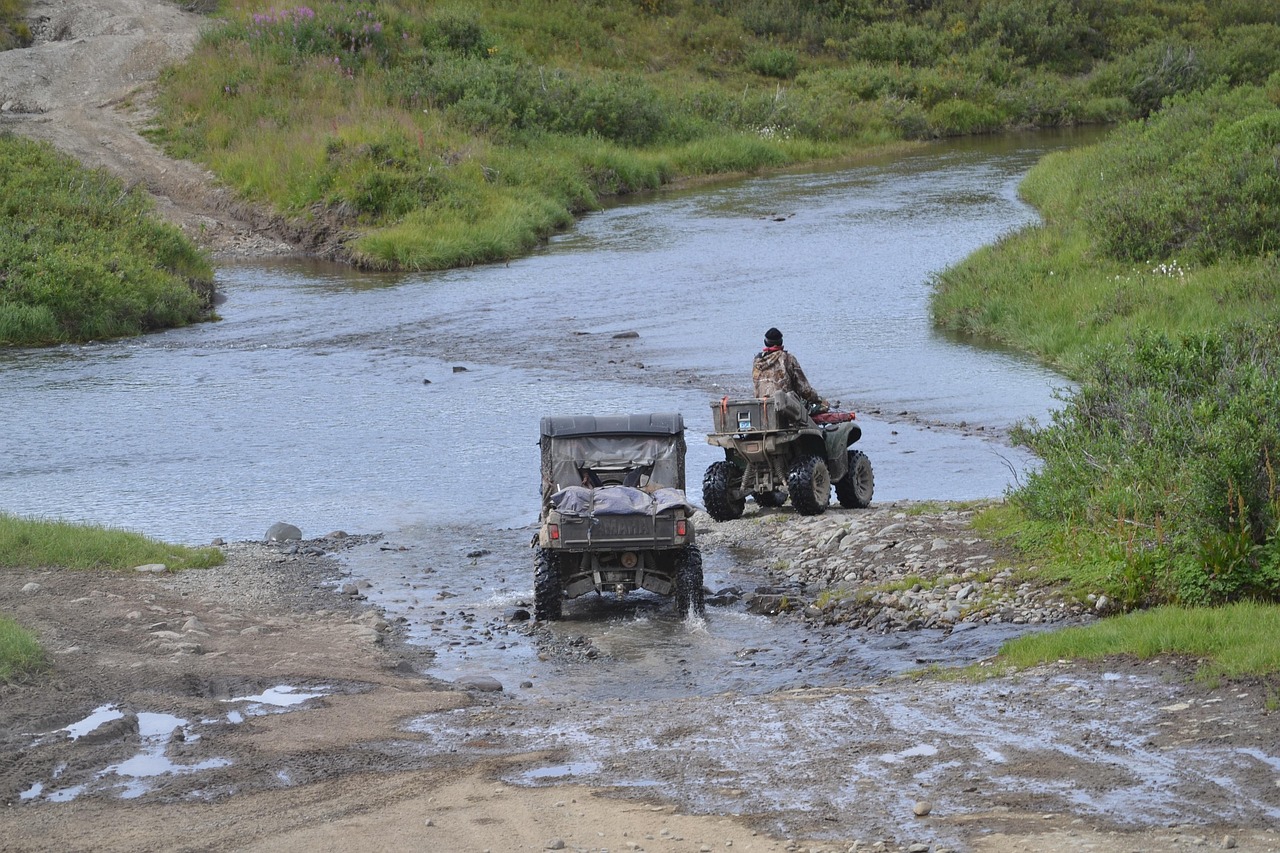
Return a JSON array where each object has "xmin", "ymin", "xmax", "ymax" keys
[{"xmin": 752, "ymin": 347, "xmax": 820, "ymax": 404}]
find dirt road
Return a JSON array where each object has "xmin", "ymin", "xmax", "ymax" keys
[{"xmin": 2, "ymin": 1, "xmax": 1279, "ymax": 850}]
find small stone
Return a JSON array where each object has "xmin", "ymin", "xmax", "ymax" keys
[
  {"xmin": 1221, "ymin": 836, "xmax": 1237, "ymax": 850},
  {"xmin": 546, "ymin": 840, "xmax": 565, "ymax": 851},
  {"xmin": 135, "ymin": 563, "xmax": 167, "ymax": 573},
  {"xmin": 20, "ymin": 582, "xmax": 41, "ymax": 594},
  {"xmin": 424, "ymin": 818, "xmax": 434, "ymax": 827},
  {"xmin": 912, "ymin": 800, "xmax": 932, "ymax": 816},
  {"xmin": 452, "ymin": 365, "xmax": 468, "ymax": 373}
]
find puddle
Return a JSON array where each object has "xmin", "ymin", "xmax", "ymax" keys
[
  {"xmin": 23, "ymin": 712, "xmax": 231, "ymax": 803},
  {"xmin": 224, "ymin": 684, "xmax": 330, "ymax": 715},
  {"xmin": 20, "ymin": 686, "xmax": 329, "ymax": 803},
  {"xmin": 62, "ymin": 704, "xmax": 125, "ymax": 740}
]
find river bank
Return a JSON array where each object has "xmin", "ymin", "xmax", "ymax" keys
[{"xmin": 3, "ymin": 509, "xmax": 1278, "ymax": 853}]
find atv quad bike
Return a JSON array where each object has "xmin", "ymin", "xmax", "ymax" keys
[
  {"xmin": 534, "ymin": 413, "xmax": 704, "ymax": 621},
  {"xmin": 702, "ymin": 394, "xmax": 874, "ymax": 520}
]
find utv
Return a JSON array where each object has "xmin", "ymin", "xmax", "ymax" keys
[
  {"xmin": 702, "ymin": 394, "xmax": 874, "ymax": 520},
  {"xmin": 534, "ymin": 413, "xmax": 704, "ymax": 621}
]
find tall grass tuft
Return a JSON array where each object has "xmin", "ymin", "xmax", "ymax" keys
[
  {"xmin": 0, "ymin": 616, "xmax": 45, "ymax": 683},
  {"xmin": 998, "ymin": 601, "xmax": 1280, "ymax": 679},
  {"xmin": 0, "ymin": 514, "xmax": 224, "ymax": 571}
]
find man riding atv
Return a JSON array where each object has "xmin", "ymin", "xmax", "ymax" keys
[
  {"xmin": 702, "ymin": 327, "xmax": 874, "ymax": 519},
  {"xmin": 752, "ymin": 327, "xmax": 828, "ymax": 418}
]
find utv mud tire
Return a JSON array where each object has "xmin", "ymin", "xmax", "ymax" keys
[
  {"xmin": 752, "ymin": 489, "xmax": 786, "ymax": 508},
  {"xmin": 702, "ymin": 461, "xmax": 745, "ymax": 522},
  {"xmin": 675, "ymin": 544, "xmax": 706, "ymax": 618},
  {"xmin": 533, "ymin": 548, "xmax": 563, "ymax": 621},
  {"xmin": 787, "ymin": 455, "xmax": 831, "ymax": 516},
  {"xmin": 835, "ymin": 450, "xmax": 875, "ymax": 508}
]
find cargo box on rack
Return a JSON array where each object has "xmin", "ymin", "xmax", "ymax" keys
[{"xmin": 709, "ymin": 398, "xmax": 781, "ymax": 434}]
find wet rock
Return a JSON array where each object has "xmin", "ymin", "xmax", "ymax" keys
[
  {"xmin": 457, "ymin": 674, "xmax": 503, "ymax": 692},
  {"xmin": 612, "ymin": 330, "xmax": 640, "ymax": 339},
  {"xmin": 266, "ymin": 522, "xmax": 302, "ymax": 542},
  {"xmin": 452, "ymin": 365, "xmax": 468, "ymax": 372},
  {"xmin": 77, "ymin": 713, "xmax": 140, "ymax": 745},
  {"xmin": 507, "ymin": 608, "xmax": 531, "ymax": 622}
]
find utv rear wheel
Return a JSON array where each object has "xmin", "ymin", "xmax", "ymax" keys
[
  {"xmin": 835, "ymin": 450, "xmax": 875, "ymax": 508},
  {"xmin": 702, "ymin": 461, "xmax": 745, "ymax": 521},
  {"xmin": 787, "ymin": 455, "xmax": 831, "ymax": 516},
  {"xmin": 675, "ymin": 544, "xmax": 705, "ymax": 618},
  {"xmin": 533, "ymin": 548, "xmax": 563, "ymax": 621},
  {"xmin": 752, "ymin": 489, "xmax": 786, "ymax": 508}
]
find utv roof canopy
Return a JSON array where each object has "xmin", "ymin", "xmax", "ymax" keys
[{"xmin": 540, "ymin": 413, "xmax": 685, "ymax": 438}]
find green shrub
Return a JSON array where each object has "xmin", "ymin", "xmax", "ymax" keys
[
  {"xmin": 745, "ymin": 46, "xmax": 799, "ymax": 79},
  {"xmin": 0, "ymin": 135, "xmax": 213, "ymax": 346},
  {"xmin": 1012, "ymin": 328, "xmax": 1280, "ymax": 605},
  {"xmin": 1087, "ymin": 86, "xmax": 1280, "ymax": 264},
  {"xmin": 928, "ymin": 99, "xmax": 1004, "ymax": 135}
]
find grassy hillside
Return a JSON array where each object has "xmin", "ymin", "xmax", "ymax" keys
[
  {"xmin": 0, "ymin": 135, "xmax": 215, "ymax": 346},
  {"xmin": 935, "ymin": 80, "xmax": 1280, "ymax": 616},
  {"xmin": 149, "ymin": 0, "xmax": 1280, "ymax": 271}
]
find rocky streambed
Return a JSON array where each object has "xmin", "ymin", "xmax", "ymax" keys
[{"xmin": 697, "ymin": 500, "xmax": 1101, "ymax": 633}]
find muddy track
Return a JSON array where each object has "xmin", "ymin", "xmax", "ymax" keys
[{"xmin": 0, "ymin": 0, "xmax": 348, "ymax": 261}]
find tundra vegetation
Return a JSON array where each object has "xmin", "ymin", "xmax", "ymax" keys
[
  {"xmin": 148, "ymin": 0, "xmax": 1280, "ymax": 271},
  {"xmin": 936, "ymin": 79, "xmax": 1280, "ymax": 673},
  {"xmin": 0, "ymin": 136, "xmax": 215, "ymax": 346}
]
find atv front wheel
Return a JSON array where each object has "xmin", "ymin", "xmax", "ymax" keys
[
  {"xmin": 787, "ymin": 455, "xmax": 831, "ymax": 516},
  {"xmin": 702, "ymin": 461, "xmax": 745, "ymax": 521},
  {"xmin": 835, "ymin": 449, "xmax": 875, "ymax": 508},
  {"xmin": 675, "ymin": 544, "xmax": 706, "ymax": 618},
  {"xmin": 533, "ymin": 547, "xmax": 564, "ymax": 621}
]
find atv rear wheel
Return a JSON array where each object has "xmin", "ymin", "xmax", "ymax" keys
[
  {"xmin": 702, "ymin": 461, "xmax": 745, "ymax": 521},
  {"xmin": 674, "ymin": 544, "xmax": 705, "ymax": 618},
  {"xmin": 752, "ymin": 489, "xmax": 786, "ymax": 508},
  {"xmin": 533, "ymin": 547, "xmax": 563, "ymax": 621},
  {"xmin": 787, "ymin": 455, "xmax": 831, "ymax": 516},
  {"xmin": 835, "ymin": 449, "xmax": 875, "ymax": 508}
]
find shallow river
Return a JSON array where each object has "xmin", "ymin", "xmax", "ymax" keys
[{"xmin": 3, "ymin": 130, "xmax": 1097, "ymax": 697}]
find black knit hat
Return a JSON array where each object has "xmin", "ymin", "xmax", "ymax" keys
[{"xmin": 764, "ymin": 327, "xmax": 783, "ymax": 346}]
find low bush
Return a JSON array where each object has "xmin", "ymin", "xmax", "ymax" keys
[{"xmin": 0, "ymin": 136, "xmax": 214, "ymax": 346}]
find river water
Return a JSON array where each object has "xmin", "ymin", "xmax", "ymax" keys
[
  {"xmin": 0, "ymin": 130, "xmax": 1093, "ymax": 547},
  {"xmin": 2, "ymin": 129, "xmax": 1101, "ymax": 694}
]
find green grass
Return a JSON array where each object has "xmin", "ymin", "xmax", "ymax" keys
[
  {"xmin": 0, "ymin": 514, "xmax": 224, "ymax": 571},
  {"xmin": 0, "ymin": 616, "xmax": 45, "ymax": 682},
  {"xmin": 0, "ymin": 135, "xmax": 216, "ymax": 347},
  {"xmin": 996, "ymin": 601, "xmax": 1280, "ymax": 681},
  {"xmin": 145, "ymin": 0, "xmax": 1280, "ymax": 272}
]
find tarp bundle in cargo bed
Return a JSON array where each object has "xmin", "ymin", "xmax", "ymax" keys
[{"xmin": 550, "ymin": 486, "xmax": 697, "ymax": 516}]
